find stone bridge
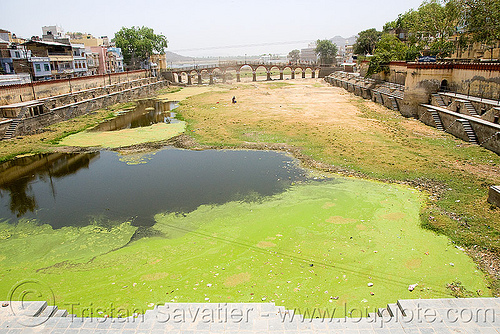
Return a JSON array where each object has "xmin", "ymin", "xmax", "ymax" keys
[{"xmin": 171, "ymin": 61, "xmax": 321, "ymax": 85}]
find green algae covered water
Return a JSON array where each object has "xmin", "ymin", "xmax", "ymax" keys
[{"xmin": 0, "ymin": 149, "xmax": 490, "ymax": 317}]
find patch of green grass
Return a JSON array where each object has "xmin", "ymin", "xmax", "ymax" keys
[{"xmin": 265, "ymin": 82, "xmax": 294, "ymax": 89}]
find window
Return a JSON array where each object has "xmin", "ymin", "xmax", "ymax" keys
[
  {"xmin": 82, "ymin": 62, "xmax": 86, "ymax": 68},
  {"xmin": 35, "ymin": 64, "xmax": 41, "ymax": 72},
  {"xmin": 44, "ymin": 64, "xmax": 50, "ymax": 71},
  {"xmin": 15, "ymin": 51, "xmax": 20, "ymax": 58}
]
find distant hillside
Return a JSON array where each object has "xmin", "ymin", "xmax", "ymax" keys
[
  {"xmin": 165, "ymin": 51, "xmax": 194, "ymax": 62},
  {"xmin": 329, "ymin": 35, "xmax": 358, "ymax": 51}
]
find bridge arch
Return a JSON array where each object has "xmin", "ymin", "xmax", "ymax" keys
[
  {"xmin": 283, "ymin": 66, "xmax": 294, "ymax": 80},
  {"xmin": 293, "ymin": 67, "xmax": 303, "ymax": 79},
  {"xmin": 170, "ymin": 61, "xmax": 320, "ymax": 85},
  {"xmin": 269, "ymin": 65, "xmax": 282, "ymax": 80},
  {"xmin": 210, "ymin": 68, "xmax": 224, "ymax": 84},
  {"xmin": 253, "ymin": 65, "xmax": 269, "ymax": 82}
]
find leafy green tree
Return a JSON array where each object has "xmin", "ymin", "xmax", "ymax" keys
[
  {"xmin": 315, "ymin": 39, "xmax": 338, "ymax": 65},
  {"xmin": 288, "ymin": 49, "xmax": 300, "ymax": 63},
  {"xmin": 367, "ymin": 34, "xmax": 408, "ymax": 75},
  {"xmin": 385, "ymin": 0, "xmax": 459, "ymax": 55},
  {"xmin": 456, "ymin": 0, "xmax": 500, "ymax": 43},
  {"xmin": 353, "ymin": 28, "xmax": 383, "ymax": 55},
  {"xmin": 405, "ymin": 45, "xmax": 423, "ymax": 61},
  {"xmin": 113, "ymin": 26, "xmax": 168, "ymax": 69},
  {"xmin": 429, "ymin": 39, "xmax": 456, "ymax": 57}
]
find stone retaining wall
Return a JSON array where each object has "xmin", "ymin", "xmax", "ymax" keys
[
  {"xmin": 0, "ymin": 70, "xmax": 148, "ymax": 106},
  {"xmin": 326, "ymin": 71, "xmax": 500, "ymax": 155},
  {"xmin": 2, "ymin": 80, "xmax": 168, "ymax": 138}
]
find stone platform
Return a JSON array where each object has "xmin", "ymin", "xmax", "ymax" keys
[{"xmin": 1, "ymin": 298, "xmax": 499, "ymax": 333}]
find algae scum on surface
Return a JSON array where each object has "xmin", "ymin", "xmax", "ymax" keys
[{"xmin": 0, "ymin": 148, "xmax": 489, "ymax": 317}]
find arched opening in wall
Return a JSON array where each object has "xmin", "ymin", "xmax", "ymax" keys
[
  {"xmin": 440, "ymin": 79, "xmax": 448, "ymax": 92},
  {"xmin": 283, "ymin": 66, "xmax": 293, "ymax": 80},
  {"xmin": 305, "ymin": 68, "xmax": 312, "ymax": 78},
  {"xmin": 255, "ymin": 66, "xmax": 268, "ymax": 81},
  {"xmin": 225, "ymin": 67, "xmax": 237, "ymax": 83},
  {"xmin": 199, "ymin": 69, "xmax": 210, "ymax": 84},
  {"xmin": 294, "ymin": 68, "xmax": 303, "ymax": 79},
  {"xmin": 189, "ymin": 70, "xmax": 198, "ymax": 85},
  {"xmin": 239, "ymin": 65, "xmax": 253, "ymax": 82},
  {"xmin": 180, "ymin": 72, "xmax": 189, "ymax": 83},
  {"xmin": 212, "ymin": 68, "xmax": 223, "ymax": 84},
  {"xmin": 270, "ymin": 66, "xmax": 281, "ymax": 80}
]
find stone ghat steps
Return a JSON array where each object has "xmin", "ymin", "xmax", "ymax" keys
[
  {"xmin": 431, "ymin": 110, "xmax": 445, "ymax": 131},
  {"xmin": 432, "ymin": 93, "xmax": 447, "ymax": 108},
  {"xmin": 2, "ymin": 298, "xmax": 500, "ymax": 332},
  {"xmin": 464, "ymin": 100, "xmax": 480, "ymax": 117},
  {"xmin": 459, "ymin": 118, "xmax": 480, "ymax": 144}
]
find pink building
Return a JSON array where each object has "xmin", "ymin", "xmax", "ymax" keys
[{"xmin": 89, "ymin": 46, "xmax": 107, "ymax": 75}]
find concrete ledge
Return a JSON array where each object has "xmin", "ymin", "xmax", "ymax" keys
[{"xmin": 488, "ymin": 186, "xmax": 500, "ymax": 207}]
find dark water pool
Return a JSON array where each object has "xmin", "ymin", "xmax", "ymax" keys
[
  {"xmin": 0, "ymin": 149, "xmax": 308, "ymax": 228},
  {"xmin": 91, "ymin": 99, "xmax": 180, "ymax": 132}
]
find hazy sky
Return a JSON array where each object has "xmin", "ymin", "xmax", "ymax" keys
[{"xmin": 3, "ymin": 0, "xmax": 424, "ymax": 57}]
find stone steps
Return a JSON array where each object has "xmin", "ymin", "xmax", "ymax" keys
[
  {"xmin": 458, "ymin": 118, "xmax": 479, "ymax": 144},
  {"xmin": 2, "ymin": 119, "xmax": 20, "ymax": 140},
  {"xmin": 389, "ymin": 96, "xmax": 399, "ymax": 111},
  {"xmin": 3, "ymin": 299, "xmax": 500, "ymax": 332},
  {"xmin": 430, "ymin": 110, "xmax": 445, "ymax": 131},
  {"xmin": 433, "ymin": 93, "xmax": 447, "ymax": 108},
  {"xmin": 464, "ymin": 100, "xmax": 480, "ymax": 117}
]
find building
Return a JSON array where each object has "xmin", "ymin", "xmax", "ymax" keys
[
  {"xmin": 106, "ymin": 47, "xmax": 124, "ymax": 73},
  {"xmin": 69, "ymin": 33, "xmax": 105, "ymax": 47},
  {"xmin": 450, "ymin": 38, "xmax": 500, "ymax": 61},
  {"xmin": 8, "ymin": 44, "xmax": 52, "ymax": 81},
  {"xmin": 72, "ymin": 44, "xmax": 88, "ymax": 76},
  {"xmin": 42, "ymin": 25, "xmax": 70, "ymax": 44},
  {"xmin": 300, "ymin": 42, "xmax": 318, "ymax": 63},
  {"xmin": 90, "ymin": 46, "xmax": 107, "ymax": 75},
  {"xmin": 259, "ymin": 54, "xmax": 288, "ymax": 65},
  {"xmin": 31, "ymin": 57, "xmax": 52, "ymax": 80},
  {"xmin": 150, "ymin": 54, "xmax": 167, "ymax": 71},
  {"xmin": 0, "ymin": 37, "xmax": 14, "ymax": 74},
  {"xmin": 85, "ymin": 48, "xmax": 100, "ymax": 75},
  {"xmin": 0, "ymin": 29, "xmax": 11, "ymax": 43},
  {"xmin": 23, "ymin": 40, "xmax": 73, "ymax": 79},
  {"xmin": 300, "ymin": 48, "xmax": 317, "ymax": 63}
]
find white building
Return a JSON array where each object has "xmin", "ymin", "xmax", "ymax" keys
[
  {"xmin": 31, "ymin": 57, "xmax": 52, "ymax": 80},
  {"xmin": 42, "ymin": 25, "xmax": 70, "ymax": 44},
  {"xmin": 259, "ymin": 54, "xmax": 288, "ymax": 65},
  {"xmin": 72, "ymin": 44, "xmax": 88, "ymax": 76}
]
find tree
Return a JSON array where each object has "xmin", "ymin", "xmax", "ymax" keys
[
  {"xmin": 367, "ymin": 34, "xmax": 408, "ymax": 75},
  {"xmin": 353, "ymin": 28, "xmax": 383, "ymax": 55},
  {"xmin": 288, "ymin": 49, "xmax": 300, "ymax": 63},
  {"xmin": 315, "ymin": 40, "xmax": 338, "ymax": 65},
  {"xmin": 456, "ymin": 0, "xmax": 500, "ymax": 44},
  {"xmin": 385, "ymin": 0, "xmax": 459, "ymax": 55},
  {"xmin": 113, "ymin": 26, "xmax": 168, "ymax": 69}
]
